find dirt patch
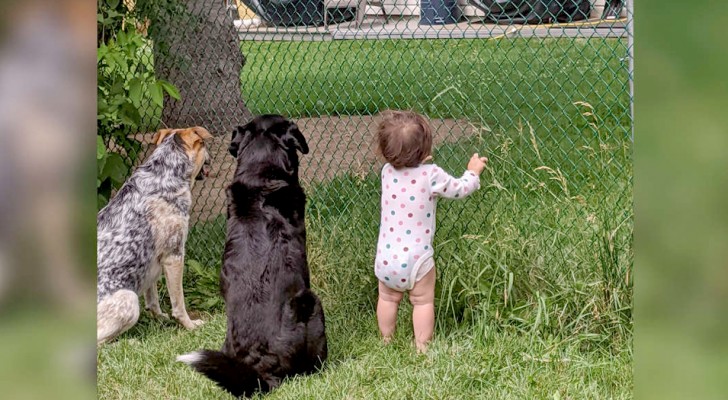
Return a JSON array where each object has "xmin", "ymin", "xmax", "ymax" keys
[{"xmin": 124, "ymin": 116, "xmax": 476, "ymax": 222}]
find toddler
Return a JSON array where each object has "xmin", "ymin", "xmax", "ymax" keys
[{"xmin": 374, "ymin": 110, "xmax": 488, "ymax": 353}]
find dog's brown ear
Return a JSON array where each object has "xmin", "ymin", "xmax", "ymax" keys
[
  {"xmin": 152, "ymin": 129, "xmax": 175, "ymax": 145},
  {"xmin": 191, "ymin": 126, "xmax": 213, "ymax": 141}
]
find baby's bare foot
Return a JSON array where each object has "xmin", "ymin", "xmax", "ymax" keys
[
  {"xmin": 382, "ymin": 336, "xmax": 393, "ymax": 345},
  {"xmin": 415, "ymin": 341, "xmax": 428, "ymax": 354}
]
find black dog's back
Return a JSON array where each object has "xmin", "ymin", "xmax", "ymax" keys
[{"xmin": 179, "ymin": 115, "xmax": 326, "ymax": 397}]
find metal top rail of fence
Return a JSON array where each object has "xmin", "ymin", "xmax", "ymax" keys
[{"xmin": 230, "ymin": 0, "xmax": 629, "ymax": 41}]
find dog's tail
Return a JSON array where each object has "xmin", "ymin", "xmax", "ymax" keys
[{"xmin": 176, "ymin": 350, "xmax": 271, "ymax": 397}]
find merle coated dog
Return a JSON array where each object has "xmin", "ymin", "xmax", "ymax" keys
[
  {"xmin": 97, "ymin": 127, "xmax": 212, "ymax": 345},
  {"xmin": 178, "ymin": 115, "xmax": 327, "ymax": 397}
]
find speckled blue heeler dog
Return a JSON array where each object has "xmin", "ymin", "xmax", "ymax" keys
[
  {"xmin": 178, "ymin": 115, "xmax": 327, "ymax": 398},
  {"xmin": 97, "ymin": 127, "xmax": 213, "ymax": 345}
]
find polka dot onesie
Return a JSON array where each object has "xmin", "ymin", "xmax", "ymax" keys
[{"xmin": 375, "ymin": 163, "xmax": 481, "ymax": 291}]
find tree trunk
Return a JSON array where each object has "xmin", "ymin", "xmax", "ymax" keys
[{"xmin": 151, "ymin": 0, "xmax": 251, "ymax": 136}]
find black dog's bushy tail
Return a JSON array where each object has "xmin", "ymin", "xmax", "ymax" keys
[{"xmin": 176, "ymin": 350, "xmax": 270, "ymax": 398}]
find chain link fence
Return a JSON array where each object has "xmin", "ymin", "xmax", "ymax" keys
[{"xmin": 105, "ymin": 0, "xmax": 632, "ymax": 342}]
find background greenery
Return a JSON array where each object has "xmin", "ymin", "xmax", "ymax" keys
[{"xmin": 96, "ymin": 0, "xmax": 179, "ymax": 207}]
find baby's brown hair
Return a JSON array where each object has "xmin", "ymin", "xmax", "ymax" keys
[{"xmin": 376, "ymin": 110, "xmax": 433, "ymax": 169}]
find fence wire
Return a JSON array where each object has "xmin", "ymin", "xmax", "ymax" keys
[{"xmin": 104, "ymin": 0, "xmax": 633, "ymax": 340}]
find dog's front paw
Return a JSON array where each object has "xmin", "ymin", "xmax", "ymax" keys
[{"xmin": 181, "ymin": 318, "xmax": 204, "ymax": 330}]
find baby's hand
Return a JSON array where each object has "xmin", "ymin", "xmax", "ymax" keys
[{"xmin": 467, "ymin": 153, "xmax": 488, "ymax": 175}]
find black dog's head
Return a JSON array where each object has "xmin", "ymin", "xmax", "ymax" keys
[{"xmin": 229, "ymin": 115, "xmax": 309, "ymax": 180}]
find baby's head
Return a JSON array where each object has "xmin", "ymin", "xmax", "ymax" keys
[{"xmin": 376, "ymin": 110, "xmax": 433, "ymax": 169}]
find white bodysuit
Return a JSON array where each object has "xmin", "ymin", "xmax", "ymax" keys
[{"xmin": 374, "ymin": 163, "xmax": 481, "ymax": 291}]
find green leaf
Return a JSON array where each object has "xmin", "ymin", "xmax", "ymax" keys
[
  {"xmin": 97, "ymin": 136, "xmax": 107, "ymax": 160},
  {"xmin": 109, "ymin": 79, "xmax": 125, "ymax": 96},
  {"xmin": 158, "ymin": 79, "xmax": 181, "ymax": 101},
  {"xmin": 116, "ymin": 30, "xmax": 127, "ymax": 46},
  {"xmin": 102, "ymin": 152, "xmax": 128, "ymax": 185},
  {"xmin": 187, "ymin": 259, "xmax": 204, "ymax": 276},
  {"xmin": 97, "ymin": 43, "xmax": 108, "ymax": 63},
  {"xmin": 119, "ymin": 101, "xmax": 141, "ymax": 126},
  {"xmin": 106, "ymin": 0, "xmax": 120, "ymax": 10},
  {"xmin": 106, "ymin": 9, "xmax": 124, "ymax": 19},
  {"xmin": 97, "ymin": 97, "xmax": 110, "ymax": 115},
  {"xmin": 203, "ymin": 297, "xmax": 220, "ymax": 309},
  {"xmin": 108, "ymin": 52, "xmax": 128, "ymax": 73},
  {"xmin": 97, "ymin": 154, "xmax": 106, "ymax": 176},
  {"xmin": 102, "ymin": 49, "xmax": 118, "ymax": 70},
  {"xmin": 130, "ymin": 33, "xmax": 146, "ymax": 48},
  {"xmin": 97, "ymin": 193, "xmax": 109, "ymax": 209},
  {"xmin": 128, "ymin": 77, "xmax": 142, "ymax": 106},
  {"xmin": 150, "ymin": 81, "xmax": 164, "ymax": 107},
  {"xmin": 109, "ymin": 94, "xmax": 127, "ymax": 107}
]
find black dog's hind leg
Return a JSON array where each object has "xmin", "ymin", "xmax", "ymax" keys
[
  {"xmin": 275, "ymin": 290, "xmax": 327, "ymax": 375},
  {"xmin": 304, "ymin": 296, "xmax": 328, "ymax": 371}
]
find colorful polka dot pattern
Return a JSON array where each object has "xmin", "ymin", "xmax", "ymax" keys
[{"xmin": 375, "ymin": 163, "xmax": 481, "ymax": 290}]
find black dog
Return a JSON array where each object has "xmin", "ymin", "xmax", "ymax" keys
[{"xmin": 178, "ymin": 115, "xmax": 327, "ymax": 397}]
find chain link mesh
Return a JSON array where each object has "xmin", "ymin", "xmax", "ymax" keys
[{"xmin": 109, "ymin": 0, "xmax": 632, "ymax": 341}]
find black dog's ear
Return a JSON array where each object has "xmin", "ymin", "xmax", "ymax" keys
[
  {"xmin": 229, "ymin": 125, "xmax": 250, "ymax": 157},
  {"xmin": 279, "ymin": 124, "xmax": 309, "ymax": 155}
]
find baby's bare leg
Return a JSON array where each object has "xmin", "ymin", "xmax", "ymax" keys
[
  {"xmin": 377, "ymin": 281, "xmax": 403, "ymax": 342},
  {"xmin": 410, "ymin": 267, "xmax": 436, "ymax": 353}
]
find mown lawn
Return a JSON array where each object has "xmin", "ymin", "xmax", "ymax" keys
[
  {"xmin": 239, "ymin": 38, "xmax": 630, "ymax": 131},
  {"xmin": 99, "ymin": 311, "xmax": 631, "ymax": 399},
  {"xmin": 98, "ymin": 37, "xmax": 632, "ymax": 399}
]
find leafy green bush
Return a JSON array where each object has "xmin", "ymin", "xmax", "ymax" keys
[{"xmin": 97, "ymin": 0, "xmax": 180, "ymax": 207}]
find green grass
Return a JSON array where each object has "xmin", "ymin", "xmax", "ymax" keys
[
  {"xmin": 98, "ymin": 313, "xmax": 631, "ymax": 399},
  {"xmin": 98, "ymin": 38, "xmax": 632, "ymax": 398},
  {"xmin": 240, "ymin": 38, "xmax": 630, "ymax": 129},
  {"xmin": 98, "ymin": 131, "xmax": 632, "ymax": 398}
]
